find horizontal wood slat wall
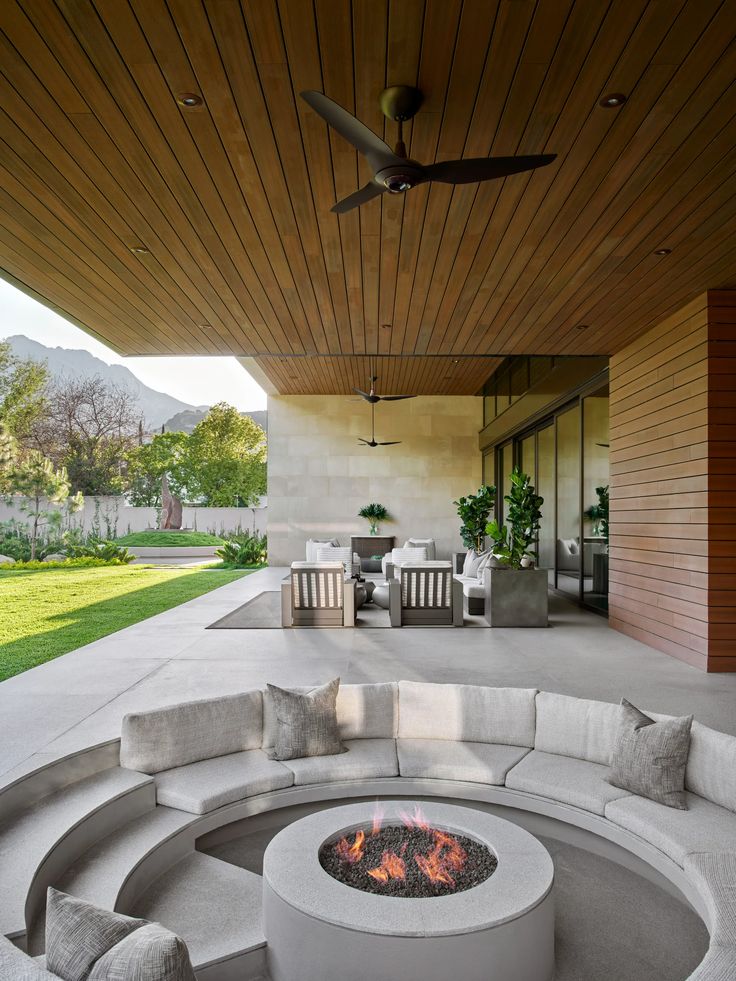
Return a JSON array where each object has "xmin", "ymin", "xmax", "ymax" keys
[{"xmin": 609, "ymin": 290, "xmax": 736, "ymax": 671}]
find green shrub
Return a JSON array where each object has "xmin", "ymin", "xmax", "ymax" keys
[
  {"xmin": 117, "ymin": 531, "xmax": 224, "ymax": 547},
  {"xmin": 3, "ymin": 557, "xmax": 130, "ymax": 571},
  {"xmin": 215, "ymin": 533, "xmax": 267, "ymax": 567},
  {"xmin": 64, "ymin": 539, "xmax": 133, "ymax": 563}
]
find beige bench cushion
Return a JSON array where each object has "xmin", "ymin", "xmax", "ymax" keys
[
  {"xmin": 121, "ymin": 691, "xmax": 263, "ymax": 773},
  {"xmin": 534, "ymin": 691, "xmax": 621, "ymax": 765},
  {"xmin": 605, "ymin": 793, "xmax": 736, "ymax": 867},
  {"xmin": 154, "ymin": 750, "xmax": 293, "ymax": 814},
  {"xmin": 283, "ymin": 738, "xmax": 398, "ymax": 786},
  {"xmin": 687, "ymin": 722, "xmax": 736, "ymax": 813},
  {"xmin": 505, "ymin": 750, "xmax": 632, "ymax": 815},
  {"xmin": 398, "ymin": 739, "xmax": 530, "ymax": 785},
  {"xmin": 398, "ymin": 681, "xmax": 537, "ymax": 748}
]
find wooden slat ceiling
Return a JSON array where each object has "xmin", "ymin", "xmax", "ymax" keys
[{"xmin": 1, "ymin": 0, "xmax": 735, "ymax": 395}]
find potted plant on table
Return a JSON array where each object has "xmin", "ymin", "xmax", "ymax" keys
[
  {"xmin": 484, "ymin": 468, "xmax": 548, "ymax": 627},
  {"xmin": 358, "ymin": 502, "xmax": 390, "ymax": 536}
]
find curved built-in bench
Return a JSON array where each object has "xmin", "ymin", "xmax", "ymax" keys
[{"xmin": 1, "ymin": 682, "xmax": 735, "ymax": 981}]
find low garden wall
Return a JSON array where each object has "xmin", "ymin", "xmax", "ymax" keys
[{"xmin": 0, "ymin": 495, "xmax": 268, "ymax": 539}]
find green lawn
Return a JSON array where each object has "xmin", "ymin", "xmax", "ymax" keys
[
  {"xmin": 0, "ymin": 565, "xmax": 250, "ymax": 681},
  {"xmin": 116, "ymin": 531, "xmax": 225, "ymax": 546}
]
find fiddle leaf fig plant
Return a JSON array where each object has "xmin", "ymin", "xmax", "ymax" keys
[
  {"xmin": 584, "ymin": 485, "xmax": 609, "ymax": 545},
  {"xmin": 453, "ymin": 485, "xmax": 496, "ymax": 552},
  {"xmin": 485, "ymin": 468, "xmax": 543, "ymax": 569},
  {"xmin": 358, "ymin": 502, "xmax": 390, "ymax": 535}
]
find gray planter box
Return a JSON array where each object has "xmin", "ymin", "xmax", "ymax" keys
[{"xmin": 485, "ymin": 567, "xmax": 549, "ymax": 627}]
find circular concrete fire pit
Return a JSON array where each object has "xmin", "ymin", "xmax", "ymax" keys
[{"xmin": 263, "ymin": 801, "xmax": 555, "ymax": 981}]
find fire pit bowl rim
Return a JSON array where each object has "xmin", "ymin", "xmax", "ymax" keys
[{"xmin": 262, "ymin": 800, "xmax": 554, "ymax": 938}]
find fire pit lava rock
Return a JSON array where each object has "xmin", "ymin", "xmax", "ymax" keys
[{"xmin": 263, "ymin": 800, "xmax": 554, "ymax": 981}]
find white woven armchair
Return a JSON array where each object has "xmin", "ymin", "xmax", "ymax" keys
[
  {"xmin": 281, "ymin": 562, "xmax": 356, "ymax": 627},
  {"xmin": 388, "ymin": 561, "xmax": 463, "ymax": 627}
]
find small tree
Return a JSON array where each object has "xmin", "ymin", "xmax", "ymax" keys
[
  {"xmin": 0, "ymin": 422, "xmax": 16, "ymax": 495},
  {"xmin": 485, "ymin": 468, "xmax": 543, "ymax": 569},
  {"xmin": 125, "ymin": 431, "xmax": 188, "ymax": 506},
  {"xmin": 6, "ymin": 452, "xmax": 74, "ymax": 559},
  {"xmin": 584, "ymin": 485, "xmax": 609, "ymax": 545},
  {"xmin": 182, "ymin": 403, "xmax": 266, "ymax": 506},
  {"xmin": 453, "ymin": 485, "xmax": 496, "ymax": 552}
]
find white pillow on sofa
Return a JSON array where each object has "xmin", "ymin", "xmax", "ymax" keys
[{"xmin": 462, "ymin": 549, "xmax": 490, "ymax": 578}]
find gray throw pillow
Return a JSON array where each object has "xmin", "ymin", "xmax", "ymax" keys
[
  {"xmin": 88, "ymin": 923, "xmax": 197, "ymax": 981},
  {"xmin": 266, "ymin": 678, "xmax": 346, "ymax": 761},
  {"xmin": 0, "ymin": 934, "xmax": 57, "ymax": 980},
  {"xmin": 608, "ymin": 699, "xmax": 693, "ymax": 809},
  {"xmin": 45, "ymin": 887, "xmax": 143, "ymax": 981}
]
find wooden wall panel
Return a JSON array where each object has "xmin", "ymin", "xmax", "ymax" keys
[{"xmin": 609, "ymin": 290, "xmax": 736, "ymax": 671}]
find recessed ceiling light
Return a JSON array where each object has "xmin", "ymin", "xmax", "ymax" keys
[
  {"xmin": 177, "ymin": 93, "xmax": 203, "ymax": 108},
  {"xmin": 129, "ymin": 246, "xmax": 150, "ymax": 255},
  {"xmin": 575, "ymin": 324, "xmax": 590, "ymax": 331},
  {"xmin": 198, "ymin": 323, "xmax": 213, "ymax": 330},
  {"xmin": 452, "ymin": 359, "xmax": 460, "ymax": 363},
  {"xmin": 653, "ymin": 248, "xmax": 672, "ymax": 256},
  {"xmin": 381, "ymin": 323, "xmax": 392, "ymax": 330},
  {"xmin": 598, "ymin": 92, "xmax": 627, "ymax": 108}
]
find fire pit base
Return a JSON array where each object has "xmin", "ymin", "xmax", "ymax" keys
[{"xmin": 263, "ymin": 801, "xmax": 554, "ymax": 981}]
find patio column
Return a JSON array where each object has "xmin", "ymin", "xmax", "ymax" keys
[{"xmin": 608, "ymin": 291, "xmax": 736, "ymax": 672}]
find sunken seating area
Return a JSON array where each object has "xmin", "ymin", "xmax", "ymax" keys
[{"xmin": 1, "ymin": 682, "xmax": 736, "ymax": 980}]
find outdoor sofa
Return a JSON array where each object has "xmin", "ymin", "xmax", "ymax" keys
[
  {"xmin": 114, "ymin": 682, "xmax": 736, "ymax": 981},
  {"xmin": 3, "ymin": 683, "xmax": 736, "ymax": 981}
]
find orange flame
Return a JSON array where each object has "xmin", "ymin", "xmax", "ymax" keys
[
  {"xmin": 334, "ymin": 830, "xmax": 365, "ymax": 864},
  {"xmin": 367, "ymin": 849, "xmax": 406, "ymax": 883},
  {"xmin": 414, "ymin": 829, "xmax": 467, "ymax": 887},
  {"xmin": 371, "ymin": 804, "xmax": 384, "ymax": 837},
  {"xmin": 399, "ymin": 804, "xmax": 430, "ymax": 831}
]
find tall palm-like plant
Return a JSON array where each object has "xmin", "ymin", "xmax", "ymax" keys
[{"xmin": 358, "ymin": 502, "xmax": 390, "ymax": 535}]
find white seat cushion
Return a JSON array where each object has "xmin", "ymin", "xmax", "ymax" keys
[
  {"xmin": 154, "ymin": 749, "xmax": 293, "ymax": 814},
  {"xmin": 398, "ymin": 681, "xmax": 537, "ymax": 748},
  {"xmin": 683, "ymin": 853, "xmax": 736, "ymax": 946},
  {"xmin": 398, "ymin": 739, "xmax": 530, "ymax": 785},
  {"xmin": 505, "ymin": 750, "xmax": 632, "ymax": 815},
  {"xmin": 605, "ymin": 793, "xmax": 736, "ymax": 866},
  {"xmin": 534, "ymin": 691, "xmax": 621, "ymax": 765},
  {"xmin": 283, "ymin": 738, "xmax": 398, "ymax": 786},
  {"xmin": 404, "ymin": 538, "xmax": 436, "ymax": 560},
  {"xmin": 456, "ymin": 576, "xmax": 485, "ymax": 599},
  {"xmin": 686, "ymin": 945, "xmax": 736, "ymax": 981},
  {"xmin": 305, "ymin": 538, "xmax": 339, "ymax": 562}
]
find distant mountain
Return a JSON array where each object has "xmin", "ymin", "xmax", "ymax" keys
[
  {"xmin": 6, "ymin": 335, "xmax": 206, "ymax": 430},
  {"xmin": 162, "ymin": 407, "xmax": 267, "ymax": 434}
]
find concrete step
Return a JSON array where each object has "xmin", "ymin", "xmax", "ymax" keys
[
  {"xmin": 27, "ymin": 804, "xmax": 197, "ymax": 954},
  {"xmin": 0, "ymin": 767, "xmax": 154, "ymax": 946},
  {"xmin": 132, "ymin": 851, "xmax": 266, "ymax": 980}
]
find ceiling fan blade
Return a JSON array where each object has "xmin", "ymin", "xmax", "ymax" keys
[
  {"xmin": 352, "ymin": 387, "xmax": 372, "ymax": 401},
  {"xmin": 378, "ymin": 441, "xmax": 402, "ymax": 445},
  {"xmin": 422, "ymin": 154, "xmax": 557, "ymax": 185},
  {"xmin": 300, "ymin": 91, "xmax": 398, "ymax": 172},
  {"xmin": 379, "ymin": 394, "xmax": 415, "ymax": 401},
  {"xmin": 333, "ymin": 182, "xmax": 386, "ymax": 215}
]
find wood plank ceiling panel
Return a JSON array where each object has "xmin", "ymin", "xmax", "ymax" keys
[{"xmin": 0, "ymin": 0, "xmax": 733, "ymax": 392}]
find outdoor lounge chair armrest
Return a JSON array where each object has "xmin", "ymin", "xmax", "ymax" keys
[
  {"xmin": 281, "ymin": 580, "xmax": 292, "ymax": 627},
  {"xmin": 388, "ymin": 580, "xmax": 402, "ymax": 627},
  {"xmin": 452, "ymin": 578, "xmax": 464, "ymax": 627},
  {"xmin": 452, "ymin": 551, "xmax": 466, "ymax": 574},
  {"xmin": 385, "ymin": 561, "xmax": 397, "ymax": 580},
  {"xmin": 343, "ymin": 578, "xmax": 356, "ymax": 626}
]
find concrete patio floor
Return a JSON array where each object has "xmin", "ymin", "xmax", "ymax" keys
[{"xmin": 2, "ymin": 566, "xmax": 735, "ymax": 782}]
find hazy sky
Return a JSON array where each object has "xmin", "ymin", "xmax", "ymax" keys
[{"xmin": 0, "ymin": 278, "xmax": 267, "ymax": 411}]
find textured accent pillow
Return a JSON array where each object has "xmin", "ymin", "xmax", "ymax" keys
[
  {"xmin": 608, "ymin": 699, "xmax": 693, "ymax": 809},
  {"xmin": 266, "ymin": 677, "xmax": 346, "ymax": 761},
  {"xmin": 45, "ymin": 888, "xmax": 144, "ymax": 981},
  {"xmin": 88, "ymin": 923, "xmax": 197, "ymax": 981},
  {"xmin": 462, "ymin": 549, "xmax": 489, "ymax": 578}
]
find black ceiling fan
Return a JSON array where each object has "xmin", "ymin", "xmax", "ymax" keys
[
  {"xmin": 353, "ymin": 374, "xmax": 414, "ymax": 404},
  {"xmin": 358, "ymin": 403, "xmax": 401, "ymax": 447},
  {"xmin": 301, "ymin": 85, "xmax": 557, "ymax": 214}
]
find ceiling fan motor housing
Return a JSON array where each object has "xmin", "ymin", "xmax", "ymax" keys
[{"xmin": 375, "ymin": 163, "xmax": 422, "ymax": 193}]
